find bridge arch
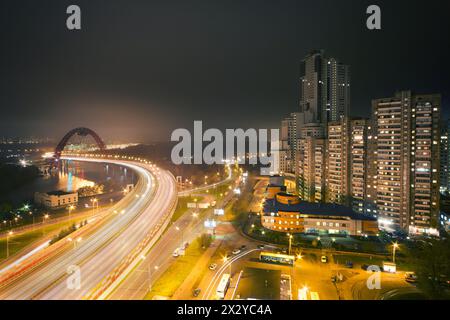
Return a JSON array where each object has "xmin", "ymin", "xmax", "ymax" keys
[{"xmin": 54, "ymin": 127, "xmax": 106, "ymax": 159}]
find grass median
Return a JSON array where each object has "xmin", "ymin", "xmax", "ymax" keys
[
  {"xmin": 144, "ymin": 237, "xmax": 207, "ymax": 299},
  {"xmin": 0, "ymin": 219, "xmax": 83, "ymax": 260}
]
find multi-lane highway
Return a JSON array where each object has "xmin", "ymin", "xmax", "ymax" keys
[
  {"xmin": 107, "ymin": 166, "xmax": 236, "ymax": 300},
  {"xmin": 0, "ymin": 157, "xmax": 178, "ymax": 300}
]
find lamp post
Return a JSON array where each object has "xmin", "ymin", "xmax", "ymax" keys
[
  {"xmin": 6, "ymin": 231, "xmax": 13, "ymax": 258},
  {"xmin": 175, "ymin": 225, "xmax": 184, "ymax": 244},
  {"xmin": 67, "ymin": 236, "xmax": 82, "ymax": 249},
  {"xmin": 148, "ymin": 265, "xmax": 159, "ymax": 292},
  {"xmin": 29, "ymin": 211, "xmax": 35, "ymax": 230},
  {"xmin": 392, "ymin": 242, "xmax": 399, "ymax": 264},
  {"xmin": 90, "ymin": 198, "xmax": 98, "ymax": 214},
  {"xmin": 288, "ymin": 234, "xmax": 293, "ymax": 256},
  {"xmin": 42, "ymin": 214, "xmax": 49, "ymax": 235},
  {"xmin": 68, "ymin": 205, "xmax": 75, "ymax": 219},
  {"xmin": 223, "ymin": 256, "xmax": 232, "ymax": 275}
]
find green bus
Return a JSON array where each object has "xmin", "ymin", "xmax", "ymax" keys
[{"xmin": 259, "ymin": 252, "xmax": 295, "ymax": 266}]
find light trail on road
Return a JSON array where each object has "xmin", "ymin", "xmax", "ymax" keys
[
  {"xmin": 202, "ymin": 249, "xmax": 260, "ymax": 300},
  {"xmin": 0, "ymin": 157, "xmax": 177, "ymax": 300}
]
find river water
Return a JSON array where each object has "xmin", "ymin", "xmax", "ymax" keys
[{"xmin": 4, "ymin": 160, "xmax": 136, "ymax": 206}]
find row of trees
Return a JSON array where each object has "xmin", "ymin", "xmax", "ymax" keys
[
  {"xmin": 404, "ymin": 238, "xmax": 450, "ymax": 299},
  {"xmin": 49, "ymin": 220, "xmax": 88, "ymax": 245}
]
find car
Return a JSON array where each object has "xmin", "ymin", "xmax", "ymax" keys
[
  {"xmin": 172, "ymin": 249, "xmax": 180, "ymax": 257},
  {"xmin": 405, "ymin": 272, "xmax": 418, "ymax": 283},
  {"xmin": 193, "ymin": 288, "xmax": 201, "ymax": 297},
  {"xmin": 240, "ymin": 245, "xmax": 247, "ymax": 250},
  {"xmin": 232, "ymin": 249, "xmax": 241, "ymax": 255},
  {"xmin": 182, "ymin": 241, "xmax": 189, "ymax": 249},
  {"xmin": 281, "ymin": 248, "xmax": 288, "ymax": 254},
  {"xmin": 345, "ymin": 261, "xmax": 354, "ymax": 268},
  {"xmin": 321, "ymin": 255, "xmax": 328, "ymax": 263},
  {"xmin": 209, "ymin": 263, "xmax": 217, "ymax": 271},
  {"xmin": 257, "ymin": 244, "xmax": 265, "ymax": 249}
]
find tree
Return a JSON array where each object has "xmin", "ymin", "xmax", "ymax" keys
[{"xmin": 407, "ymin": 239, "xmax": 450, "ymax": 299}]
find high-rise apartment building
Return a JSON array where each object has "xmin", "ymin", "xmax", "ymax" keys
[
  {"xmin": 299, "ymin": 50, "xmax": 350, "ymax": 125},
  {"xmin": 325, "ymin": 118, "xmax": 350, "ymax": 205},
  {"xmin": 296, "ymin": 118, "xmax": 371, "ymax": 212},
  {"xmin": 296, "ymin": 124, "xmax": 325, "ymax": 201},
  {"xmin": 349, "ymin": 119, "xmax": 369, "ymax": 213},
  {"xmin": 370, "ymin": 91, "xmax": 441, "ymax": 234},
  {"xmin": 279, "ymin": 113, "xmax": 300, "ymax": 173},
  {"xmin": 440, "ymin": 120, "xmax": 450, "ymax": 192}
]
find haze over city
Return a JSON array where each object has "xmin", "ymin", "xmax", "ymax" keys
[
  {"xmin": 1, "ymin": 0, "xmax": 449, "ymax": 142},
  {"xmin": 0, "ymin": 0, "xmax": 449, "ymax": 311}
]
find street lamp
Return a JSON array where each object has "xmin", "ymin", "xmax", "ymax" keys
[
  {"xmin": 288, "ymin": 234, "xmax": 293, "ymax": 256},
  {"xmin": 42, "ymin": 214, "xmax": 50, "ymax": 235},
  {"xmin": 90, "ymin": 198, "xmax": 98, "ymax": 214},
  {"xmin": 68, "ymin": 205, "xmax": 75, "ymax": 219},
  {"xmin": 148, "ymin": 265, "xmax": 159, "ymax": 292},
  {"xmin": 175, "ymin": 225, "xmax": 184, "ymax": 243},
  {"xmin": 67, "ymin": 236, "xmax": 82, "ymax": 248},
  {"xmin": 29, "ymin": 211, "xmax": 35, "ymax": 230},
  {"xmin": 392, "ymin": 242, "xmax": 399, "ymax": 264},
  {"xmin": 6, "ymin": 231, "xmax": 13, "ymax": 258},
  {"xmin": 223, "ymin": 256, "xmax": 232, "ymax": 275}
]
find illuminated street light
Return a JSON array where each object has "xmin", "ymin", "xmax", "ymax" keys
[
  {"xmin": 29, "ymin": 211, "xmax": 35, "ymax": 230},
  {"xmin": 90, "ymin": 198, "xmax": 99, "ymax": 214},
  {"xmin": 41, "ymin": 214, "xmax": 50, "ymax": 235},
  {"xmin": 392, "ymin": 242, "xmax": 399, "ymax": 263},
  {"xmin": 223, "ymin": 256, "xmax": 232, "ymax": 275},
  {"xmin": 288, "ymin": 234, "xmax": 293, "ymax": 255},
  {"xmin": 148, "ymin": 265, "xmax": 159, "ymax": 292},
  {"xmin": 6, "ymin": 231, "xmax": 13, "ymax": 258},
  {"xmin": 67, "ymin": 205, "xmax": 75, "ymax": 219}
]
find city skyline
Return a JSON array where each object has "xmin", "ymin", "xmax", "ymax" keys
[
  {"xmin": 0, "ymin": 0, "xmax": 449, "ymax": 304},
  {"xmin": 1, "ymin": 0, "xmax": 450, "ymax": 142}
]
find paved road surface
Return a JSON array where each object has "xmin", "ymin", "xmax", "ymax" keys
[{"xmin": 0, "ymin": 157, "xmax": 177, "ymax": 300}]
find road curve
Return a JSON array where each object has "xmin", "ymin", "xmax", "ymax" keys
[{"xmin": 0, "ymin": 157, "xmax": 177, "ymax": 300}]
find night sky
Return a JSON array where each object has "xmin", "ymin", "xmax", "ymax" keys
[{"xmin": 1, "ymin": 0, "xmax": 449, "ymax": 142}]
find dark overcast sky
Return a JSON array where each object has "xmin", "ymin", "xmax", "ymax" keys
[{"xmin": 1, "ymin": 0, "xmax": 449, "ymax": 142}]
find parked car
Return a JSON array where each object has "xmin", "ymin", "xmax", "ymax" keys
[
  {"xmin": 240, "ymin": 245, "xmax": 247, "ymax": 250},
  {"xmin": 321, "ymin": 255, "xmax": 328, "ymax": 263},
  {"xmin": 281, "ymin": 248, "xmax": 288, "ymax": 254},
  {"xmin": 209, "ymin": 263, "xmax": 218, "ymax": 271},
  {"xmin": 405, "ymin": 272, "xmax": 418, "ymax": 283},
  {"xmin": 345, "ymin": 261, "xmax": 354, "ymax": 268},
  {"xmin": 232, "ymin": 248, "xmax": 241, "ymax": 255},
  {"xmin": 257, "ymin": 244, "xmax": 265, "ymax": 249},
  {"xmin": 172, "ymin": 249, "xmax": 180, "ymax": 257},
  {"xmin": 193, "ymin": 288, "xmax": 201, "ymax": 297}
]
